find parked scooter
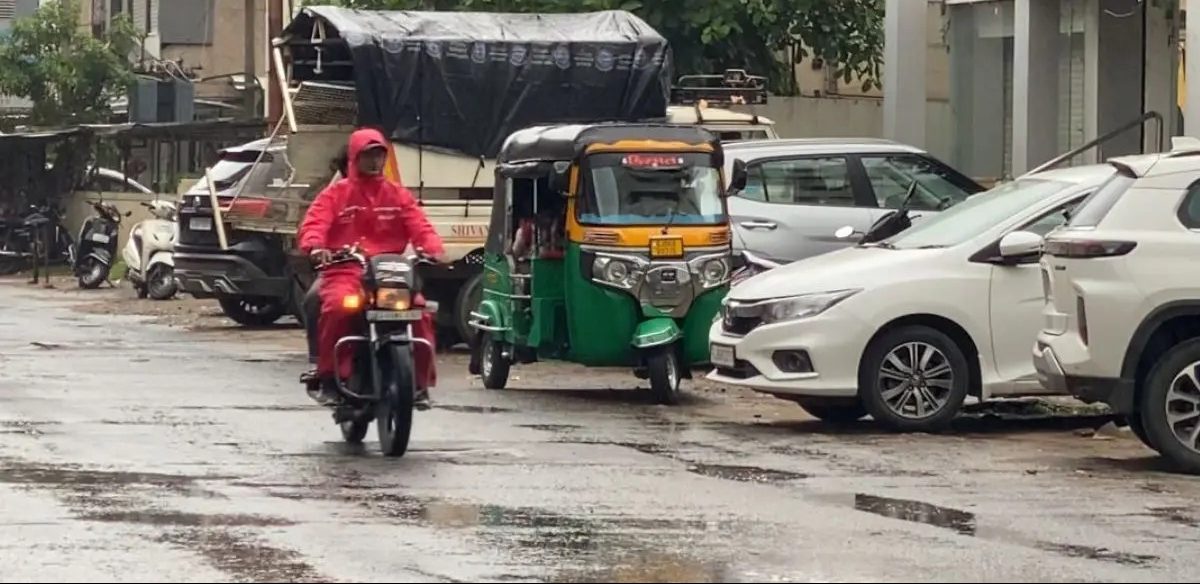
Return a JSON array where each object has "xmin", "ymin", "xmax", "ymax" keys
[
  {"xmin": 122, "ymin": 200, "xmax": 178, "ymax": 300},
  {"xmin": 75, "ymin": 200, "xmax": 127, "ymax": 289}
]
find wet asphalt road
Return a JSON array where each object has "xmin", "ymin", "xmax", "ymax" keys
[{"xmin": 3, "ymin": 284, "xmax": 1200, "ymax": 583}]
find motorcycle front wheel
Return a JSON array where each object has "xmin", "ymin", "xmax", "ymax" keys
[{"xmin": 377, "ymin": 344, "xmax": 416, "ymax": 457}]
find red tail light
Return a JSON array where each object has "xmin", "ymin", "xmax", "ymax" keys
[
  {"xmin": 225, "ymin": 197, "xmax": 271, "ymax": 218},
  {"xmin": 1044, "ymin": 239, "xmax": 1136, "ymax": 258}
]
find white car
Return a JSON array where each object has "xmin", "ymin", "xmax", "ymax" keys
[
  {"xmin": 707, "ymin": 165, "xmax": 1115, "ymax": 431},
  {"xmin": 1033, "ymin": 139, "xmax": 1200, "ymax": 472}
]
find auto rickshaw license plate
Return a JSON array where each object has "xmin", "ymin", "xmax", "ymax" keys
[{"xmin": 650, "ymin": 237, "xmax": 684, "ymax": 258}]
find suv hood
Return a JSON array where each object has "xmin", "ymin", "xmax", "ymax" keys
[{"xmin": 729, "ymin": 245, "xmax": 943, "ymax": 301}]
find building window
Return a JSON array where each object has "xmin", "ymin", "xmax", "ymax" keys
[{"xmin": 159, "ymin": 0, "xmax": 213, "ymax": 45}]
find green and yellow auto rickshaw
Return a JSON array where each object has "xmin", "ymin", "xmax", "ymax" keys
[{"xmin": 468, "ymin": 123, "xmax": 734, "ymax": 404}]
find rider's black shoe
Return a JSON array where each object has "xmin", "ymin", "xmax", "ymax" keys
[
  {"xmin": 414, "ymin": 387, "xmax": 432, "ymax": 411},
  {"xmin": 305, "ymin": 376, "xmax": 342, "ymax": 406}
]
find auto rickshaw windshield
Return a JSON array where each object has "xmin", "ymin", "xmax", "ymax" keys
[{"xmin": 577, "ymin": 152, "xmax": 725, "ymax": 226}]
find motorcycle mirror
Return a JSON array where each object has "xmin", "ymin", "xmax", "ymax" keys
[{"xmin": 835, "ymin": 225, "xmax": 856, "ymax": 240}]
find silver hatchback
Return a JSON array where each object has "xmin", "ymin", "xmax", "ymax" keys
[{"xmin": 723, "ymin": 139, "xmax": 985, "ymax": 263}]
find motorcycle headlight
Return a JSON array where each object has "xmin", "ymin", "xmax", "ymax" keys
[
  {"xmin": 761, "ymin": 289, "xmax": 861, "ymax": 324},
  {"xmin": 592, "ymin": 256, "xmax": 639, "ymax": 289},
  {"xmin": 375, "ymin": 287, "xmax": 411, "ymax": 310},
  {"xmin": 699, "ymin": 258, "xmax": 729, "ymax": 288}
]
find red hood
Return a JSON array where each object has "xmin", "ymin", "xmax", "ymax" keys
[{"xmin": 346, "ymin": 128, "xmax": 390, "ymax": 183}]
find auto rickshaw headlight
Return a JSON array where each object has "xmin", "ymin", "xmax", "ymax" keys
[
  {"xmin": 592, "ymin": 256, "xmax": 637, "ymax": 289},
  {"xmin": 375, "ymin": 287, "xmax": 412, "ymax": 310},
  {"xmin": 700, "ymin": 259, "xmax": 728, "ymax": 287}
]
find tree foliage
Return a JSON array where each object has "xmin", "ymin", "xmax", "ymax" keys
[
  {"xmin": 0, "ymin": 0, "xmax": 141, "ymax": 126},
  {"xmin": 306, "ymin": 0, "xmax": 883, "ymax": 95}
]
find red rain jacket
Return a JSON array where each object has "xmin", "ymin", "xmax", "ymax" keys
[{"xmin": 298, "ymin": 128, "xmax": 444, "ymax": 258}]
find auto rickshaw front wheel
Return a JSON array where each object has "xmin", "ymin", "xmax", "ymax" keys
[
  {"xmin": 479, "ymin": 331, "xmax": 510, "ymax": 390},
  {"xmin": 646, "ymin": 346, "xmax": 682, "ymax": 405}
]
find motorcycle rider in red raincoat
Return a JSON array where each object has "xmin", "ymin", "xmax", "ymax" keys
[{"xmin": 298, "ymin": 128, "xmax": 446, "ymax": 406}]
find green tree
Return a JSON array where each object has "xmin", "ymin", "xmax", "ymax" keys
[
  {"xmin": 0, "ymin": 0, "xmax": 141, "ymax": 126},
  {"xmin": 307, "ymin": 0, "xmax": 883, "ymax": 95}
]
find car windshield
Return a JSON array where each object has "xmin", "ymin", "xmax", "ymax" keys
[
  {"xmin": 578, "ymin": 152, "xmax": 725, "ymax": 226},
  {"xmin": 882, "ymin": 177, "xmax": 1076, "ymax": 249}
]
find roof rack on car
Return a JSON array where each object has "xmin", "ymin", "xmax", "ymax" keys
[{"xmin": 671, "ymin": 69, "xmax": 769, "ymax": 107}]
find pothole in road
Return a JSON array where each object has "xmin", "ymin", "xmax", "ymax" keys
[
  {"xmin": 685, "ymin": 463, "xmax": 807, "ymax": 483},
  {"xmin": 817, "ymin": 492, "xmax": 1159, "ymax": 566}
]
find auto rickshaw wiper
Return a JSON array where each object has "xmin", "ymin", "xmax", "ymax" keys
[{"xmin": 661, "ymin": 201, "xmax": 680, "ymax": 234}]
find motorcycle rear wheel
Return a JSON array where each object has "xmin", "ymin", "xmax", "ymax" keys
[{"xmin": 377, "ymin": 344, "xmax": 416, "ymax": 457}]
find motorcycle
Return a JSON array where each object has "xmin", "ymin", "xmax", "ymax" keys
[
  {"xmin": 75, "ymin": 200, "xmax": 127, "ymax": 289},
  {"xmin": 122, "ymin": 200, "xmax": 178, "ymax": 300},
  {"xmin": 730, "ymin": 249, "xmax": 783, "ymax": 287},
  {"xmin": 309, "ymin": 244, "xmax": 439, "ymax": 457}
]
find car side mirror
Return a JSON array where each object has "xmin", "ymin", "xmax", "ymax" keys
[
  {"xmin": 998, "ymin": 230, "xmax": 1044, "ymax": 263},
  {"xmin": 726, "ymin": 159, "xmax": 748, "ymax": 197}
]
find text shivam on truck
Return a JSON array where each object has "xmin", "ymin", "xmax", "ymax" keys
[{"xmin": 173, "ymin": 5, "xmax": 776, "ymax": 343}]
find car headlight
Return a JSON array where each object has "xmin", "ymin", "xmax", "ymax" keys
[
  {"xmin": 375, "ymin": 287, "xmax": 411, "ymax": 310},
  {"xmin": 761, "ymin": 289, "xmax": 860, "ymax": 324},
  {"xmin": 592, "ymin": 256, "xmax": 639, "ymax": 289},
  {"xmin": 699, "ymin": 258, "xmax": 729, "ymax": 288}
]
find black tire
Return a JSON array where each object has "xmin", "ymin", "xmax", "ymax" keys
[
  {"xmin": 859, "ymin": 325, "xmax": 970, "ymax": 432},
  {"xmin": 1126, "ymin": 414, "xmax": 1158, "ymax": 452},
  {"xmin": 647, "ymin": 346, "xmax": 682, "ymax": 405},
  {"xmin": 455, "ymin": 272, "xmax": 484, "ymax": 347},
  {"xmin": 1138, "ymin": 338, "xmax": 1200, "ymax": 474},
  {"xmin": 479, "ymin": 331, "xmax": 510, "ymax": 390},
  {"xmin": 796, "ymin": 399, "xmax": 867, "ymax": 424},
  {"xmin": 77, "ymin": 257, "xmax": 108, "ymax": 289},
  {"xmin": 146, "ymin": 264, "xmax": 177, "ymax": 300},
  {"xmin": 340, "ymin": 417, "xmax": 370, "ymax": 444},
  {"xmin": 218, "ymin": 296, "xmax": 286, "ymax": 326},
  {"xmin": 377, "ymin": 344, "xmax": 416, "ymax": 457}
]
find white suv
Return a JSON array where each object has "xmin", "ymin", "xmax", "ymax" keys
[{"xmin": 1033, "ymin": 138, "xmax": 1200, "ymax": 473}]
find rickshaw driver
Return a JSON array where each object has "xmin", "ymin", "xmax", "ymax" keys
[{"xmin": 298, "ymin": 127, "xmax": 448, "ymax": 407}]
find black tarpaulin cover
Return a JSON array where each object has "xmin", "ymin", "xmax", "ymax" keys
[{"xmin": 284, "ymin": 6, "xmax": 672, "ymax": 158}]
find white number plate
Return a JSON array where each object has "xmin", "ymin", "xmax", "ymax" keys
[
  {"xmin": 189, "ymin": 217, "xmax": 213, "ymax": 231},
  {"xmin": 90, "ymin": 233, "xmax": 110, "ymax": 243},
  {"xmin": 367, "ymin": 309, "xmax": 423, "ymax": 322},
  {"xmin": 710, "ymin": 344, "xmax": 735, "ymax": 368}
]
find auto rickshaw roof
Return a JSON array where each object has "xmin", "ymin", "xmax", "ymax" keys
[{"xmin": 498, "ymin": 123, "xmax": 720, "ymax": 165}]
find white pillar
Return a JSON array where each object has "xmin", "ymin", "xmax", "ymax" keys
[
  {"xmin": 883, "ymin": 0, "xmax": 927, "ymax": 147},
  {"xmin": 1187, "ymin": 1, "xmax": 1200, "ymax": 136},
  {"xmin": 1012, "ymin": 0, "xmax": 1061, "ymax": 174}
]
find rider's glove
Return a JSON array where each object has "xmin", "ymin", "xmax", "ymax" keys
[{"xmin": 309, "ymin": 248, "xmax": 332, "ymax": 266}]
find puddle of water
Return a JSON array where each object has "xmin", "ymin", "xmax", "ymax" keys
[
  {"xmin": 820, "ymin": 492, "xmax": 1159, "ymax": 566},
  {"xmin": 1035, "ymin": 542, "xmax": 1157, "ymax": 566},
  {"xmin": 1144, "ymin": 506, "xmax": 1200, "ymax": 528},
  {"xmin": 686, "ymin": 463, "xmax": 807, "ymax": 483},
  {"xmin": 82, "ymin": 509, "xmax": 294, "ymax": 527},
  {"xmin": 517, "ymin": 424, "xmax": 583, "ymax": 432},
  {"xmin": 157, "ymin": 528, "xmax": 327, "ymax": 582},
  {"xmin": 176, "ymin": 405, "xmax": 319, "ymax": 412},
  {"xmin": 434, "ymin": 404, "xmax": 516, "ymax": 414},
  {"xmin": 0, "ymin": 458, "xmax": 232, "ymax": 492},
  {"xmin": 849, "ymin": 493, "xmax": 976, "ymax": 536}
]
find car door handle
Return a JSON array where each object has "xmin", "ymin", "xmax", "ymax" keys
[{"xmin": 740, "ymin": 220, "xmax": 778, "ymax": 230}]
